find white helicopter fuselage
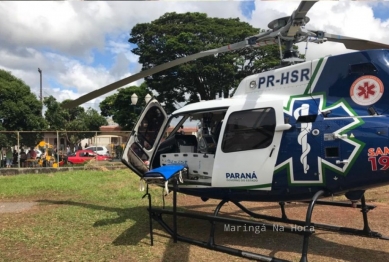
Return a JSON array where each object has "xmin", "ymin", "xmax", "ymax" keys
[
  {"xmin": 123, "ymin": 49, "xmax": 389, "ymax": 201},
  {"xmin": 169, "ymin": 58, "xmax": 322, "ymax": 189}
]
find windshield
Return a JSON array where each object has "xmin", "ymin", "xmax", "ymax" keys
[
  {"xmin": 150, "ymin": 108, "xmax": 228, "ymax": 169},
  {"xmin": 164, "ymin": 110, "xmax": 226, "ymax": 140}
]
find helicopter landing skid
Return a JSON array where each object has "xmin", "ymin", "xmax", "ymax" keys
[
  {"xmin": 304, "ymin": 196, "xmax": 389, "ymax": 240},
  {"xmin": 144, "ymin": 185, "xmax": 324, "ymax": 262},
  {"xmin": 232, "ymin": 195, "xmax": 389, "ymax": 241}
]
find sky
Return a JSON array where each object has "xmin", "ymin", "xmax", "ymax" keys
[{"xmin": 1, "ymin": 0, "xmax": 389, "ymax": 115}]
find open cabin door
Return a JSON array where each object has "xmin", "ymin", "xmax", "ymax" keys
[
  {"xmin": 212, "ymin": 99, "xmax": 289, "ymax": 189},
  {"xmin": 122, "ymin": 99, "xmax": 168, "ymax": 178}
]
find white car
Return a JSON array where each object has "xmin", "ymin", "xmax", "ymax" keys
[{"xmin": 85, "ymin": 146, "xmax": 109, "ymax": 156}]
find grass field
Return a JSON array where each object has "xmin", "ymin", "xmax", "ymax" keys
[{"xmin": 1, "ymin": 169, "xmax": 389, "ymax": 262}]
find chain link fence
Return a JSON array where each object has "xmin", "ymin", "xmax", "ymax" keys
[{"xmin": 0, "ymin": 130, "xmax": 131, "ymax": 169}]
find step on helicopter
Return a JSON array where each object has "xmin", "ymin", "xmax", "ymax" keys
[{"xmin": 65, "ymin": 1, "xmax": 389, "ymax": 261}]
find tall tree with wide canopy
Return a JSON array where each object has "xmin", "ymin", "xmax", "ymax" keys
[
  {"xmin": 0, "ymin": 69, "xmax": 47, "ymax": 147},
  {"xmin": 129, "ymin": 12, "xmax": 284, "ymax": 113},
  {"xmin": 100, "ymin": 82, "xmax": 150, "ymax": 131},
  {"xmin": 44, "ymin": 96, "xmax": 108, "ymax": 150}
]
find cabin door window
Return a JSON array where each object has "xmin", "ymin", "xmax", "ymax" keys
[
  {"xmin": 122, "ymin": 99, "xmax": 168, "ymax": 177},
  {"xmin": 212, "ymin": 100, "xmax": 285, "ymax": 189},
  {"xmin": 221, "ymin": 108, "xmax": 276, "ymax": 153}
]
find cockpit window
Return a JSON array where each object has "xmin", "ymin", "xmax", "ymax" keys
[{"xmin": 221, "ymin": 108, "xmax": 276, "ymax": 153}]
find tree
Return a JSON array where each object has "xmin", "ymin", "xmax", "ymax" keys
[
  {"xmin": 44, "ymin": 96, "xmax": 108, "ymax": 150},
  {"xmin": 100, "ymin": 83, "xmax": 150, "ymax": 131},
  {"xmin": 129, "ymin": 12, "xmax": 284, "ymax": 113},
  {"xmin": 0, "ymin": 69, "xmax": 47, "ymax": 147}
]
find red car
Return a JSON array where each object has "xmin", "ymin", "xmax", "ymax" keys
[{"xmin": 67, "ymin": 150, "xmax": 111, "ymax": 165}]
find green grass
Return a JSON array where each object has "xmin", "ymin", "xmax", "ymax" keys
[
  {"xmin": 0, "ymin": 170, "xmax": 146, "ymax": 202},
  {"xmin": 0, "ymin": 170, "xmax": 170, "ymax": 262},
  {"xmin": 2, "ymin": 171, "xmax": 389, "ymax": 262}
]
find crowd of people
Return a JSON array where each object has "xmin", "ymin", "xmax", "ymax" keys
[
  {"xmin": 1, "ymin": 146, "xmax": 67, "ymax": 168},
  {"xmin": 1, "ymin": 147, "xmax": 38, "ymax": 168},
  {"xmin": 1, "ymin": 143, "xmax": 97, "ymax": 168}
]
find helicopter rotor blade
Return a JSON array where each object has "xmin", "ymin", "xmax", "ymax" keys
[
  {"xmin": 293, "ymin": 0, "xmax": 318, "ymax": 20},
  {"xmin": 309, "ymin": 30, "xmax": 389, "ymax": 50},
  {"xmin": 324, "ymin": 33, "xmax": 389, "ymax": 50},
  {"xmin": 284, "ymin": 0, "xmax": 318, "ymax": 37},
  {"xmin": 62, "ymin": 37, "xmax": 277, "ymax": 109}
]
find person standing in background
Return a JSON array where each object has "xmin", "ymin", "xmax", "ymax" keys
[
  {"xmin": 5, "ymin": 147, "xmax": 13, "ymax": 168},
  {"xmin": 12, "ymin": 149, "xmax": 18, "ymax": 166},
  {"xmin": 20, "ymin": 149, "xmax": 27, "ymax": 167}
]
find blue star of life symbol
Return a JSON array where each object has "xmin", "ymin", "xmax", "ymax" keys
[{"xmin": 274, "ymin": 93, "xmax": 364, "ymax": 185}]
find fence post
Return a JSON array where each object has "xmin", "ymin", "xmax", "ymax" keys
[
  {"xmin": 57, "ymin": 131, "xmax": 59, "ymax": 167},
  {"xmin": 17, "ymin": 131, "xmax": 20, "ymax": 168},
  {"xmin": 95, "ymin": 131, "xmax": 98, "ymax": 166}
]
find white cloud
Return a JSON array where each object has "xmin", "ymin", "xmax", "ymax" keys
[
  {"xmin": 249, "ymin": 1, "xmax": 389, "ymax": 60},
  {"xmin": 0, "ymin": 1, "xmax": 246, "ymax": 110},
  {"xmin": 0, "ymin": 0, "xmax": 389, "ymax": 114},
  {"xmin": 110, "ymin": 53, "xmax": 131, "ymax": 79},
  {"xmin": 0, "ymin": 1, "xmax": 245, "ymax": 59}
]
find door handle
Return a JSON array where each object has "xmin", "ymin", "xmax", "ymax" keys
[
  {"xmin": 269, "ymin": 145, "xmax": 276, "ymax": 157},
  {"xmin": 275, "ymin": 124, "xmax": 292, "ymax": 131}
]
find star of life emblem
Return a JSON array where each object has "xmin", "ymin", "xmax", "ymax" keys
[
  {"xmin": 293, "ymin": 104, "xmax": 311, "ymax": 174},
  {"xmin": 275, "ymin": 94, "xmax": 364, "ymax": 185},
  {"xmin": 350, "ymin": 75, "xmax": 384, "ymax": 106}
]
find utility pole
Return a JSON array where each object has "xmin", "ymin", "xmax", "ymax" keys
[
  {"xmin": 38, "ymin": 68, "xmax": 42, "ymax": 115},
  {"xmin": 38, "ymin": 68, "xmax": 42, "ymax": 103}
]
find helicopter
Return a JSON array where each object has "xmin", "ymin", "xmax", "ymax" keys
[{"xmin": 64, "ymin": 1, "xmax": 389, "ymax": 261}]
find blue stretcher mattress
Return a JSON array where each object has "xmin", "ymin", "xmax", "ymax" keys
[{"xmin": 144, "ymin": 165, "xmax": 186, "ymax": 181}]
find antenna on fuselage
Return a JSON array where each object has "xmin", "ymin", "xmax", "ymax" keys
[
  {"xmin": 304, "ymin": 37, "xmax": 309, "ymax": 62},
  {"xmin": 278, "ymin": 37, "xmax": 283, "ymax": 65}
]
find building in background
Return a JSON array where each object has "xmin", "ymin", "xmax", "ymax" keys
[
  {"xmin": 80, "ymin": 125, "xmax": 130, "ymax": 158},
  {"xmin": 38, "ymin": 120, "xmax": 197, "ymax": 157}
]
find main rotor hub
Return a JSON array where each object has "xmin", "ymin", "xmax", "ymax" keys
[
  {"xmin": 268, "ymin": 16, "xmax": 310, "ymax": 31},
  {"xmin": 268, "ymin": 16, "xmax": 290, "ymax": 31}
]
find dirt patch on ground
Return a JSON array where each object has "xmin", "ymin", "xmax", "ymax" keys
[
  {"xmin": 1, "ymin": 191, "xmax": 389, "ymax": 262},
  {"xmin": 0, "ymin": 202, "xmax": 37, "ymax": 213},
  {"xmin": 156, "ymin": 192, "xmax": 389, "ymax": 262}
]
